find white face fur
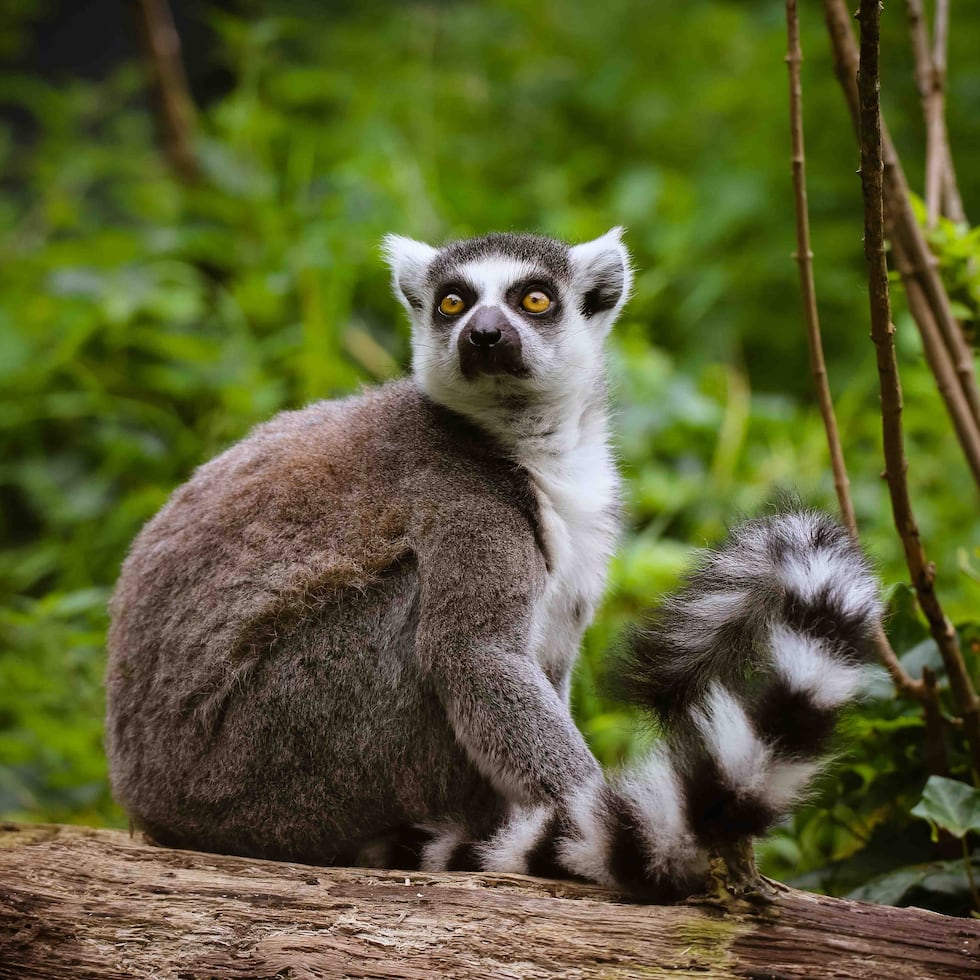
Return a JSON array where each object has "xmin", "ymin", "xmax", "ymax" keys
[{"xmin": 383, "ymin": 229, "xmax": 633, "ymax": 443}]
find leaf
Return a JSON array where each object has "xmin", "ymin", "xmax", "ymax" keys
[
  {"xmin": 848, "ymin": 865, "xmax": 928, "ymax": 906},
  {"xmin": 884, "ymin": 583, "xmax": 929, "ymax": 654},
  {"xmin": 849, "ymin": 858, "xmax": 980, "ymax": 912},
  {"xmin": 911, "ymin": 776, "xmax": 980, "ymax": 840},
  {"xmin": 898, "ymin": 638, "xmax": 944, "ymax": 679}
]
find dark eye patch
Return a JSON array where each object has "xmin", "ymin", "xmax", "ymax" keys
[
  {"xmin": 505, "ymin": 279, "xmax": 562, "ymax": 325},
  {"xmin": 431, "ymin": 280, "xmax": 478, "ymax": 324}
]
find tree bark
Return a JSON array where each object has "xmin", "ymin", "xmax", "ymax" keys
[{"xmin": 1, "ymin": 824, "xmax": 978, "ymax": 979}]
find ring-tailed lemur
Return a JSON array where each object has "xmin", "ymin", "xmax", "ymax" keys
[{"xmin": 105, "ymin": 229, "xmax": 881, "ymax": 899}]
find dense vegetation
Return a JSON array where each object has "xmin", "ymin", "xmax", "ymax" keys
[{"xmin": 2, "ymin": 0, "xmax": 978, "ymax": 914}]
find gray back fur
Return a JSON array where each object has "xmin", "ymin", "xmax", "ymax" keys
[
  {"xmin": 106, "ymin": 381, "xmax": 590, "ymax": 858},
  {"xmin": 107, "ymin": 229, "xmax": 632, "ymax": 865}
]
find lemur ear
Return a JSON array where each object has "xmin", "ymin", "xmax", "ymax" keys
[
  {"xmin": 568, "ymin": 226, "xmax": 633, "ymax": 322},
  {"xmin": 382, "ymin": 234, "xmax": 438, "ymax": 314}
]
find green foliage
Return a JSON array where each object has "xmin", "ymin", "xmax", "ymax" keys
[
  {"xmin": 841, "ymin": 777, "xmax": 980, "ymax": 916},
  {"xmin": 751, "ymin": 199, "xmax": 980, "ymax": 917},
  {"xmin": 757, "ymin": 590, "xmax": 980, "ymax": 917},
  {"xmin": 912, "ymin": 196, "xmax": 980, "ymax": 343},
  {"xmin": 912, "ymin": 776, "xmax": 980, "ymax": 841},
  {"xmin": 1, "ymin": 0, "xmax": 979, "ymax": 913},
  {"xmin": 848, "ymin": 857, "xmax": 980, "ymax": 916}
]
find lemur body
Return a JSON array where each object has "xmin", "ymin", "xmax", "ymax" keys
[{"xmin": 106, "ymin": 230, "xmax": 880, "ymax": 896}]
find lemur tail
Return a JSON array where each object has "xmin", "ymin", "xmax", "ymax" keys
[
  {"xmin": 609, "ymin": 507, "xmax": 881, "ymax": 872},
  {"xmin": 362, "ymin": 510, "xmax": 882, "ymax": 898}
]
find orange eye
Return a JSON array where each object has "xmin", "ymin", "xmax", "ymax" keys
[
  {"xmin": 438, "ymin": 293, "xmax": 466, "ymax": 317},
  {"xmin": 521, "ymin": 290, "xmax": 552, "ymax": 314}
]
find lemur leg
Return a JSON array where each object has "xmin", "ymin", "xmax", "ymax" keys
[
  {"xmin": 366, "ymin": 670, "xmax": 857, "ymax": 899},
  {"xmin": 354, "ymin": 527, "xmax": 878, "ymax": 903},
  {"xmin": 373, "ymin": 510, "xmax": 879, "ymax": 900},
  {"xmin": 415, "ymin": 524, "xmax": 603, "ymax": 807}
]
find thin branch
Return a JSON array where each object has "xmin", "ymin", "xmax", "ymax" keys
[
  {"xmin": 905, "ymin": 0, "xmax": 943, "ymax": 228},
  {"xmin": 904, "ymin": 0, "xmax": 965, "ymax": 227},
  {"xmin": 874, "ymin": 622, "xmax": 927, "ymax": 703},
  {"xmin": 824, "ymin": 0, "xmax": 980, "ymax": 434},
  {"xmin": 784, "ymin": 0, "xmax": 857, "ymax": 536},
  {"xmin": 131, "ymin": 0, "xmax": 200, "ymax": 182},
  {"xmin": 921, "ymin": 667, "xmax": 951, "ymax": 778},
  {"xmin": 783, "ymin": 0, "xmax": 922, "ymax": 701},
  {"xmin": 923, "ymin": 2, "xmax": 945, "ymax": 229},
  {"xmin": 930, "ymin": 0, "xmax": 965, "ymax": 224},
  {"xmin": 854, "ymin": 0, "xmax": 980, "ymax": 775},
  {"xmin": 890, "ymin": 234, "xmax": 980, "ymax": 488}
]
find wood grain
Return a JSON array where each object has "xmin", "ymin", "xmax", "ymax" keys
[{"xmin": 1, "ymin": 823, "xmax": 978, "ymax": 979}]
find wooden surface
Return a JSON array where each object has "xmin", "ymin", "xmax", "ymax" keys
[{"xmin": 1, "ymin": 822, "xmax": 978, "ymax": 979}]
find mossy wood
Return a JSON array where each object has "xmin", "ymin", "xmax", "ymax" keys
[{"xmin": 1, "ymin": 823, "xmax": 978, "ymax": 979}]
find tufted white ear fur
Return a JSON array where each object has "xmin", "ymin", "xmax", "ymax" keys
[
  {"xmin": 568, "ymin": 227, "xmax": 633, "ymax": 327},
  {"xmin": 382, "ymin": 234, "xmax": 438, "ymax": 314}
]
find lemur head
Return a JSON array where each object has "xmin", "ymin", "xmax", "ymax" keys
[{"xmin": 383, "ymin": 230, "xmax": 632, "ymax": 440}]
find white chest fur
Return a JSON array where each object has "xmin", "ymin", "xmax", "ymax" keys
[{"xmin": 521, "ymin": 436, "xmax": 620, "ymax": 699}]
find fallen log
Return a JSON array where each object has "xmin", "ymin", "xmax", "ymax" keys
[{"xmin": 0, "ymin": 822, "xmax": 978, "ymax": 979}]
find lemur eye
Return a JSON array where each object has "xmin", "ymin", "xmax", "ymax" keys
[
  {"xmin": 520, "ymin": 289, "xmax": 552, "ymax": 314},
  {"xmin": 438, "ymin": 293, "xmax": 466, "ymax": 317}
]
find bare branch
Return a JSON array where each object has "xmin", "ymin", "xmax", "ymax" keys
[
  {"xmin": 922, "ymin": 4, "xmax": 945, "ymax": 229},
  {"xmin": 921, "ymin": 666, "xmax": 951, "ymax": 777},
  {"xmin": 854, "ymin": 0, "xmax": 980, "ymax": 774},
  {"xmin": 890, "ymin": 234, "xmax": 980, "ymax": 488},
  {"xmin": 824, "ymin": 0, "xmax": 980, "ymax": 430},
  {"xmin": 874, "ymin": 622, "xmax": 928, "ymax": 703},
  {"xmin": 905, "ymin": 0, "xmax": 943, "ymax": 228},
  {"xmin": 784, "ymin": 0, "xmax": 857, "ymax": 536},
  {"xmin": 929, "ymin": 0, "xmax": 966, "ymax": 223},
  {"xmin": 131, "ymin": 0, "xmax": 199, "ymax": 182},
  {"xmin": 783, "ymin": 0, "xmax": 922, "ymax": 699},
  {"xmin": 904, "ymin": 0, "xmax": 965, "ymax": 227}
]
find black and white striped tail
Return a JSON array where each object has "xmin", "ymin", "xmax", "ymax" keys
[
  {"xmin": 353, "ymin": 771, "xmax": 702, "ymax": 901},
  {"xmin": 615, "ymin": 508, "xmax": 881, "ymax": 852},
  {"xmin": 358, "ymin": 510, "xmax": 881, "ymax": 898}
]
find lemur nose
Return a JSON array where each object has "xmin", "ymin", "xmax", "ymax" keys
[
  {"xmin": 470, "ymin": 323, "xmax": 502, "ymax": 347},
  {"xmin": 466, "ymin": 307, "xmax": 509, "ymax": 348},
  {"xmin": 457, "ymin": 306, "xmax": 526, "ymax": 379}
]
